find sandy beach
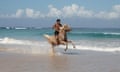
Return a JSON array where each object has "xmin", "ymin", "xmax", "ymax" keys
[
  {"xmin": 0, "ymin": 51, "xmax": 120, "ymax": 72},
  {"xmin": 0, "ymin": 0, "xmax": 120, "ymax": 72}
]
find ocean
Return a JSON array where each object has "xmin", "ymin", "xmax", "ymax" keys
[{"xmin": 0, "ymin": 27, "xmax": 120, "ymax": 55}]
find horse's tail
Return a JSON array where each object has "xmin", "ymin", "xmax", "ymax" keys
[{"xmin": 44, "ymin": 34, "xmax": 50, "ymax": 39}]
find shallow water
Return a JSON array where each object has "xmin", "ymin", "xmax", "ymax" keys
[{"xmin": 0, "ymin": 28, "xmax": 120, "ymax": 54}]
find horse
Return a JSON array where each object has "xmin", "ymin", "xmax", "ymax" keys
[{"xmin": 44, "ymin": 24, "xmax": 76, "ymax": 55}]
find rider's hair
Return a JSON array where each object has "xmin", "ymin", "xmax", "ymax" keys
[{"xmin": 56, "ymin": 19, "xmax": 61, "ymax": 22}]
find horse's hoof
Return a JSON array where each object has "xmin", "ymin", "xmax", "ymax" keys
[
  {"xmin": 64, "ymin": 49, "xmax": 67, "ymax": 51},
  {"xmin": 73, "ymin": 46, "xmax": 76, "ymax": 48},
  {"xmin": 49, "ymin": 52, "xmax": 55, "ymax": 56}
]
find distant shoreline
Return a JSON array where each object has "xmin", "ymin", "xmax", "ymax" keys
[{"xmin": 1, "ymin": 27, "xmax": 120, "ymax": 30}]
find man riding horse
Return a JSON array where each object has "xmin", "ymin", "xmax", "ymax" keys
[
  {"xmin": 44, "ymin": 19, "xmax": 75, "ymax": 55},
  {"xmin": 52, "ymin": 19, "xmax": 67, "ymax": 44}
]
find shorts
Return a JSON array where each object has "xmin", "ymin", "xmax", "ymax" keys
[{"xmin": 54, "ymin": 31, "xmax": 59, "ymax": 36}]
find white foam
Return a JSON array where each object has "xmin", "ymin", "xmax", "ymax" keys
[
  {"xmin": 0, "ymin": 37, "xmax": 120, "ymax": 54},
  {"xmin": 103, "ymin": 32, "xmax": 120, "ymax": 35},
  {"xmin": 15, "ymin": 27, "xmax": 27, "ymax": 30},
  {"xmin": 0, "ymin": 38, "xmax": 3, "ymax": 41},
  {"xmin": 0, "ymin": 37, "xmax": 41, "ymax": 45},
  {"xmin": 0, "ymin": 37, "xmax": 50, "ymax": 54},
  {"xmin": 59, "ymin": 44, "xmax": 120, "ymax": 53},
  {"xmin": 71, "ymin": 32, "xmax": 120, "ymax": 35},
  {"xmin": 6, "ymin": 27, "xmax": 10, "ymax": 29},
  {"xmin": 76, "ymin": 45, "xmax": 120, "ymax": 53}
]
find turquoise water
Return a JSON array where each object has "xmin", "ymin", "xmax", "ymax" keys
[
  {"xmin": 0, "ymin": 28, "xmax": 53, "ymax": 40},
  {"xmin": 0, "ymin": 27, "xmax": 120, "ymax": 54},
  {"xmin": 1, "ymin": 27, "xmax": 120, "ymax": 40}
]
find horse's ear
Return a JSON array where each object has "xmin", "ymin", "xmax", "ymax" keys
[
  {"xmin": 63, "ymin": 24, "xmax": 71, "ymax": 32},
  {"xmin": 66, "ymin": 28, "xmax": 71, "ymax": 32}
]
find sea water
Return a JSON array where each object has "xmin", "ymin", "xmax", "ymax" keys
[{"xmin": 0, "ymin": 27, "xmax": 120, "ymax": 54}]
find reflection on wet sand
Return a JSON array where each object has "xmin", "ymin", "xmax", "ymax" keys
[
  {"xmin": 49, "ymin": 56, "xmax": 69, "ymax": 72},
  {"xmin": 0, "ymin": 48, "xmax": 7, "ymax": 52}
]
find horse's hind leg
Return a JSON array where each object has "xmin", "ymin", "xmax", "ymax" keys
[{"xmin": 50, "ymin": 45, "xmax": 55, "ymax": 56}]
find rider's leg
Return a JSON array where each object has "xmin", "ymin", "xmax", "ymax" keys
[{"xmin": 54, "ymin": 31, "xmax": 59, "ymax": 44}]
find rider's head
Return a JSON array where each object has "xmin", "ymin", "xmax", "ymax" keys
[{"xmin": 56, "ymin": 19, "xmax": 61, "ymax": 24}]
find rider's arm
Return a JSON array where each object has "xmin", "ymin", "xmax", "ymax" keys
[{"xmin": 52, "ymin": 24, "xmax": 56, "ymax": 29}]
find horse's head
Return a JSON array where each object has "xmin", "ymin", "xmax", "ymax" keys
[{"xmin": 60, "ymin": 24, "xmax": 71, "ymax": 32}]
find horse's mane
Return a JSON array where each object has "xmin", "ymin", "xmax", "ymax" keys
[{"xmin": 62, "ymin": 24, "xmax": 71, "ymax": 32}]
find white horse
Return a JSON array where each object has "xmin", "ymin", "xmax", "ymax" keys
[{"xmin": 44, "ymin": 24, "xmax": 75, "ymax": 55}]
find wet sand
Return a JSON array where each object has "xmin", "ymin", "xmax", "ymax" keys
[{"xmin": 0, "ymin": 51, "xmax": 120, "ymax": 72}]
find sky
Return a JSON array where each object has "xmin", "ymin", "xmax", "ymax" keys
[{"xmin": 0, "ymin": 0, "xmax": 120, "ymax": 28}]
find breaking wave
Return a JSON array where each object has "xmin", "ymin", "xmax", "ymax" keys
[
  {"xmin": 69, "ymin": 32, "xmax": 120, "ymax": 38},
  {"xmin": 0, "ymin": 37, "xmax": 50, "ymax": 54},
  {"xmin": 0, "ymin": 37, "xmax": 120, "ymax": 55}
]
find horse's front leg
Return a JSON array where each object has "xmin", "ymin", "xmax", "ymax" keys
[
  {"xmin": 68, "ymin": 40, "xmax": 76, "ymax": 48},
  {"xmin": 65, "ymin": 42, "xmax": 68, "ymax": 51},
  {"xmin": 60, "ymin": 41, "xmax": 68, "ymax": 51}
]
